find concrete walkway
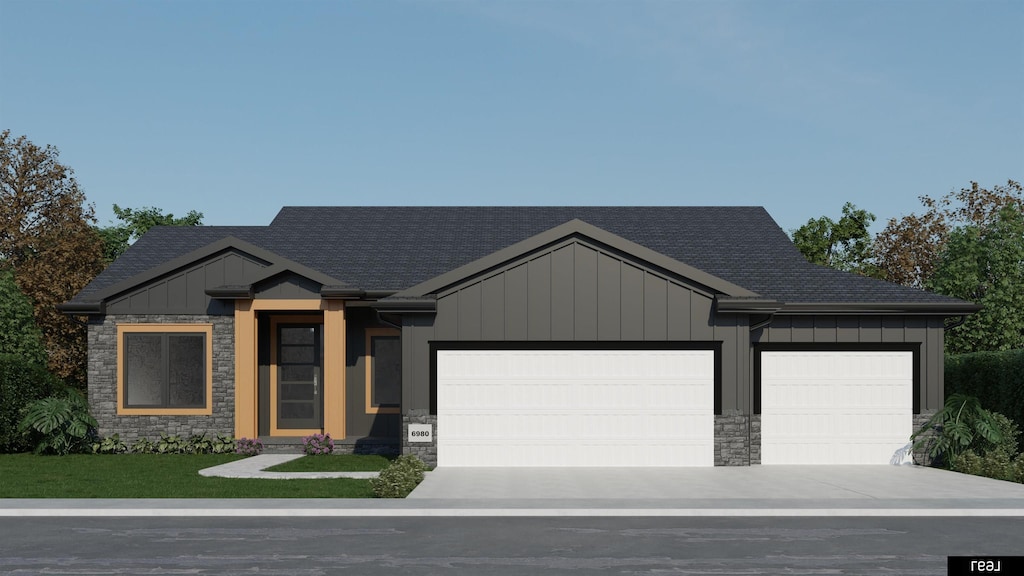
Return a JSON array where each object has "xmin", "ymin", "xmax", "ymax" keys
[{"xmin": 198, "ymin": 454, "xmax": 380, "ymax": 479}]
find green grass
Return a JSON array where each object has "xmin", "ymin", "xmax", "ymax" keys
[
  {"xmin": 0, "ymin": 454, "xmax": 375, "ymax": 498},
  {"xmin": 264, "ymin": 454, "xmax": 395, "ymax": 472}
]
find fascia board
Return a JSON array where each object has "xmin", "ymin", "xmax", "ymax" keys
[
  {"xmin": 777, "ymin": 302, "xmax": 983, "ymax": 315},
  {"xmin": 392, "ymin": 218, "xmax": 759, "ymax": 298}
]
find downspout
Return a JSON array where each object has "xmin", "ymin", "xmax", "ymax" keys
[
  {"xmin": 375, "ymin": 310, "xmax": 402, "ymax": 331},
  {"xmin": 747, "ymin": 312, "xmax": 775, "ymax": 466},
  {"xmin": 944, "ymin": 315, "xmax": 967, "ymax": 330}
]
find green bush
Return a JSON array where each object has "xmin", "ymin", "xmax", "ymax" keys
[
  {"xmin": 370, "ymin": 454, "xmax": 428, "ymax": 498},
  {"xmin": 92, "ymin": 433, "xmax": 128, "ymax": 454},
  {"xmin": 0, "ymin": 355, "xmax": 65, "ymax": 453},
  {"xmin": 18, "ymin": 389, "xmax": 97, "ymax": 455},
  {"xmin": 951, "ymin": 450, "xmax": 1024, "ymax": 484},
  {"xmin": 946, "ymin": 349, "xmax": 1024, "ymax": 432}
]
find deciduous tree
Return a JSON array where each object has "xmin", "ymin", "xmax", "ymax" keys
[
  {"xmin": 874, "ymin": 180, "xmax": 1023, "ymax": 288},
  {"xmin": 0, "ymin": 130, "xmax": 104, "ymax": 386},
  {"xmin": 927, "ymin": 206, "xmax": 1024, "ymax": 354},
  {"xmin": 791, "ymin": 202, "xmax": 879, "ymax": 276},
  {"xmin": 98, "ymin": 204, "xmax": 203, "ymax": 264}
]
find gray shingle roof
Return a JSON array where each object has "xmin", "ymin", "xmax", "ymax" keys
[{"xmin": 72, "ymin": 206, "xmax": 968, "ymax": 307}]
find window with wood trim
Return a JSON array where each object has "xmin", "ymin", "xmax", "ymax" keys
[
  {"xmin": 365, "ymin": 328, "xmax": 400, "ymax": 414},
  {"xmin": 117, "ymin": 324, "xmax": 213, "ymax": 415}
]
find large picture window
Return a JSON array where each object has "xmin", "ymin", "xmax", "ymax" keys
[
  {"xmin": 117, "ymin": 324, "xmax": 213, "ymax": 415},
  {"xmin": 365, "ymin": 328, "xmax": 400, "ymax": 414}
]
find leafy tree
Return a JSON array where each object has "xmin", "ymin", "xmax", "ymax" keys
[
  {"xmin": 927, "ymin": 206, "xmax": 1024, "ymax": 354},
  {"xmin": 98, "ymin": 204, "xmax": 203, "ymax": 264},
  {"xmin": 874, "ymin": 180, "xmax": 1023, "ymax": 288},
  {"xmin": 791, "ymin": 202, "xmax": 879, "ymax": 276},
  {"xmin": 0, "ymin": 130, "xmax": 104, "ymax": 387},
  {"xmin": 0, "ymin": 268, "xmax": 47, "ymax": 366}
]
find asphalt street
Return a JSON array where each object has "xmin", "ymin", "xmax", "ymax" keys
[{"xmin": 2, "ymin": 516, "xmax": 1021, "ymax": 575}]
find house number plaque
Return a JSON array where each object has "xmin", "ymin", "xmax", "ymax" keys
[{"xmin": 408, "ymin": 424, "xmax": 433, "ymax": 443}]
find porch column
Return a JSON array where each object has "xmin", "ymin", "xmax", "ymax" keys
[
  {"xmin": 323, "ymin": 300, "xmax": 346, "ymax": 439},
  {"xmin": 234, "ymin": 300, "xmax": 258, "ymax": 439}
]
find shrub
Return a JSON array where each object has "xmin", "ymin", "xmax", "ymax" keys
[
  {"xmin": 155, "ymin": 433, "xmax": 184, "ymax": 454},
  {"xmin": 946, "ymin": 349, "xmax": 1024, "ymax": 433},
  {"xmin": 302, "ymin": 433, "xmax": 334, "ymax": 455},
  {"xmin": 92, "ymin": 433, "xmax": 127, "ymax": 454},
  {"xmin": 18, "ymin": 389, "xmax": 97, "ymax": 455},
  {"xmin": 911, "ymin": 393, "xmax": 1005, "ymax": 466},
  {"xmin": 951, "ymin": 449, "xmax": 1024, "ymax": 484},
  {"xmin": 371, "ymin": 454, "xmax": 428, "ymax": 498},
  {"xmin": 211, "ymin": 434, "xmax": 236, "ymax": 454},
  {"xmin": 131, "ymin": 437, "xmax": 155, "ymax": 454},
  {"xmin": 184, "ymin": 434, "xmax": 213, "ymax": 454},
  {"xmin": 236, "ymin": 437, "xmax": 263, "ymax": 456},
  {"xmin": 0, "ymin": 354, "xmax": 64, "ymax": 453}
]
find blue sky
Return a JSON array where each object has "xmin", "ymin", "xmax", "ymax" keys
[{"xmin": 1, "ymin": 0, "xmax": 1021, "ymax": 236}]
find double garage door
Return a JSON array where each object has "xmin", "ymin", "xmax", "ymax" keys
[{"xmin": 435, "ymin": 349, "xmax": 913, "ymax": 467}]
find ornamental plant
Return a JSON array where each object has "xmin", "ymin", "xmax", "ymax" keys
[
  {"xmin": 235, "ymin": 437, "xmax": 263, "ymax": 456},
  {"xmin": 302, "ymin": 433, "xmax": 334, "ymax": 455}
]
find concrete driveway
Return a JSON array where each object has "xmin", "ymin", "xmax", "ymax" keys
[{"xmin": 408, "ymin": 465, "xmax": 1024, "ymax": 508}]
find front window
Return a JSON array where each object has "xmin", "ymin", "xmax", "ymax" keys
[{"xmin": 117, "ymin": 324, "xmax": 213, "ymax": 415}]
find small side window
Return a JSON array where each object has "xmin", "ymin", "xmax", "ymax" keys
[{"xmin": 366, "ymin": 328, "xmax": 400, "ymax": 414}]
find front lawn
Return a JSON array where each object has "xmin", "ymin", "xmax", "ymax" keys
[
  {"xmin": 0, "ymin": 454, "xmax": 375, "ymax": 498},
  {"xmin": 265, "ymin": 454, "xmax": 395, "ymax": 472}
]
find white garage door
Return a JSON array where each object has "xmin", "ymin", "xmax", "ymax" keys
[
  {"xmin": 760, "ymin": 351, "xmax": 913, "ymax": 465},
  {"xmin": 436, "ymin": 349, "xmax": 715, "ymax": 467}
]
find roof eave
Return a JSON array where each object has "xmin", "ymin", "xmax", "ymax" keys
[
  {"xmin": 776, "ymin": 302, "xmax": 983, "ymax": 315},
  {"xmin": 57, "ymin": 301, "xmax": 105, "ymax": 315}
]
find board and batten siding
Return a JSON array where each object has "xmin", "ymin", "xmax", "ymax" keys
[
  {"xmin": 106, "ymin": 251, "xmax": 269, "ymax": 315},
  {"xmin": 755, "ymin": 315, "xmax": 946, "ymax": 411},
  {"xmin": 403, "ymin": 240, "xmax": 750, "ymax": 413}
]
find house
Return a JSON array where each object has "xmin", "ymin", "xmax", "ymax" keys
[{"xmin": 61, "ymin": 207, "xmax": 978, "ymax": 467}]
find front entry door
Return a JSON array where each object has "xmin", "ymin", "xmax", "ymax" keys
[{"xmin": 276, "ymin": 323, "xmax": 323, "ymax": 431}]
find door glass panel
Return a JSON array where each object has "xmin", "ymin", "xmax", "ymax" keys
[
  {"xmin": 280, "ymin": 326, "xmax": 315, "ymax": 345},
  {"xmin": 280, "ymin": 345, "xmax": 315, "ymax": 364},
  {"xmin": 280, "ymin": 403, "xmax": 314, "ymax": 419},
  {"xmin": 280, "ymin": 383, "xmax": 315, "ymax": 401},
  {"xmin": 280, "ymin": 365, "xmax": 315, "ymax": 383},
  {"xmin": 276, "ymin": 322, "xmax": 322, "ymax": 430}
]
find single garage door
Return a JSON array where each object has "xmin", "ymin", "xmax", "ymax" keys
[
  {"xmin": 436, "ymin": 349, "xmax": 715, "ymax": 467},
  {"xmin": 760, "ymin": 350, "xmax": 913, "ymax": 465}
]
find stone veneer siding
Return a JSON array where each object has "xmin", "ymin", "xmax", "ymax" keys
[
  {"xmin": 715, "ymin": 411, "xmax": 755, "ymax": 466},
  {"xmin": 88, "ymin": 314, "xmax": 235, "ymax": 444},
  {"xmin": 402, "ymin": 409, "xmax": 437, "ymax": 467},
  {"xmin": 911, "ymin": 411, "xmax": 939, "ymax": 466}
]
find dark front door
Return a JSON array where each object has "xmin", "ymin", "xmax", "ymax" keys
[{"xmin": 276, "ymin": 323, "xmax": 323, "ymax": 431}]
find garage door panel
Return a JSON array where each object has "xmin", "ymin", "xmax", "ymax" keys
[
  {"xmin": 437, "ymin": 349, "xmax": 715, "ymax": 467},
  {"xmin": 761, "ymin": 351, "xmax": 913, "ymax": 465}
]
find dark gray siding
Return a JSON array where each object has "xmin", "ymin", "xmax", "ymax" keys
[
  {"xmin": 253, "ymin": 273, "xmax": 322, "ymax": 299},
  {"xmin": 345, "ymin": 309, "xmax": 401, "ymax": 439},
  {"xmin": 755, "ymin": 315, "xmax": 946, "ymax": 411},
  {"xmin": 106, "ymin": 251, "xmax": 268, "ymax": 315},
  {"xmin": 404, "ymin": 239, "xmax": 751, "ymax": 413}
]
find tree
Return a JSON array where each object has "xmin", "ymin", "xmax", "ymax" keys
[
  {"xmin": 874, "ymin": 180, "xmax": 1023, "ymax": 288},
  {"xmin": 0, "ymin": 130, "xmax": 104, "ymax": 386},
  {"xmin": 98, "ymin": 204, "xmax": 204, "ymax": 264},
  {"xmin": 0, "ymin": 268, "xmax": 47, "ymax": 366},
  {"xmin": 927, "ymin": 206, "xmax": 1024, "ymax": 354},
  {"xmin": 791, "ymin": 202, "xmax": 879, "ymax": 276}
]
